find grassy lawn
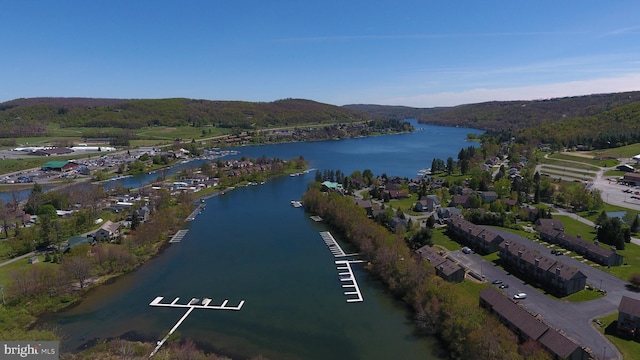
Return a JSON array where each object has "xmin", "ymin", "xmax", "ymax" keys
[
  {"xmin": 538, "ymin": 158, "xmax": 601, "ymax": 171},
  {"xmin": 0, "ymin": 255, "xmax": 58, "ymax": 287},
  {"xmin": 548, "ymin": 153, "xmax": 619, "ymax": 167},
  {"xmin": 553, "ymin": 215, "xmax": 598, "ymax": 240},
  {"xmin": 539, "ymin": 167, "xmax": 595, "ymax": 180},
  {"xmin": 457, "ymin": 279, "xmax": 490, "ymax": 298},
  {"xmin": 553, "ymin": 287, "xmax": 604, "ymax": 302},
  {"xmin": 388, "ymin": 194, "xmax": 420, "ymax": 214},
  {"xmin": 595, "ymin": 312, "xmax": 640, "ymax": 360},
  {"xmin": 431, "ymin": 228, "xmax": 461, "ymax": 251},
  {"xmin": 594, "ymin": 143, "xmax": 640, "ymax": 159}
]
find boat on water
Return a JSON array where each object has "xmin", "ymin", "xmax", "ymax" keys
[
  {"xmin": 290, "ymin": 200, "xmax": 303, "ymax": 207},
  {"xmin": 417, "ymin": 168, "xmax": 431, "ymax": 177}
]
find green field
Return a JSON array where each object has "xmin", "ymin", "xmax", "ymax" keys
[
  {"xmin": 538, "ymin": 158, "xmax": 601, "ymax": 172},
  {"xmin": 547, "ymin": 152, "xmax": 619, "ymax": 167}
]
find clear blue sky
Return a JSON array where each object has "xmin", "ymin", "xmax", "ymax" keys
[{"xmin": 2, "ymin": 1, "xmax": 639, "ymax": 107}]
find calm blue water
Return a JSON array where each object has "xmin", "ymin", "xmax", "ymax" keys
[{"xmin": 33, "ymin": 121, "xmax": 482, "ymax": 359}]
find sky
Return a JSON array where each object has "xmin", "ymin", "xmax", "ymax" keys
[{"xmin": 2, "ymin": 1, "xmax": 640, "ymax": 107}]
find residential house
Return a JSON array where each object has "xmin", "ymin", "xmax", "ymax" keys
[
  {"xmin": 321, "ymin": 181, "xmax": 344, "ymax": 193},
  {"xmin": 535, "ymin": 218, "xmax": 565, "ymax": 232},
  {"xmin": 449, "ymin": 194, "xmax": 472, "ymax": 208},
  {"xmin": 64, "ymin": 235, "xmax": 95, "ymax": 252},
  {"xmin": 480, "ymin": 287, "xmax": 588, "ymax": 360},
  {"xmin": 447, "ymin": 215, "xmax": 504, "ymax": 254},
  {"xmin": 479, "ymin": 191, "xmax": 498, "ymax": 203},
  {"xmin": 389, "ymin": 216, "xmax": 408, "ymax": 231},
  {"xmin": 353, "ymin": 199, "xmax": 374, "ymax": 217},
  {"xmin": 435, "ymin": 207, "xmax": 462, "ymax": 224},
  {"xmin": 415, "ymin": 245, "xmax": 465, "ymax": 283},
  {"xmin": 498, "ymin": 241, "xmax": 587, "ymax": 296},
  {"xmin": 414, "ymin": 195, "xmax": 441, "ymax": 212},
  {"xmin": 93, "ymin": 220, "xmax": 121, "ymax": 242},
  {"xmin": 617, "ymin": 296, "xmax": 640, "ymax": 340}
]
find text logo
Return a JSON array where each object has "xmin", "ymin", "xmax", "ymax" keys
[{"xmin": 1, "ymin": 341, "xmax": 59, "ymax": 359}]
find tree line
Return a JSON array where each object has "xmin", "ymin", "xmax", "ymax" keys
[{"xmin": 301, "ymin": 183, "xmax": 552, "ymax": 360}]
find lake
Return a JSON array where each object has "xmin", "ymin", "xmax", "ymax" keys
[{"xmin": 35, "ymin": 121, "xmax": 483, "ymax": 359}]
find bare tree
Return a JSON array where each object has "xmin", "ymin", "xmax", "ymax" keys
[{"xmin": 60, "ymin": 256, "xmax": 93, "ymax": 290}]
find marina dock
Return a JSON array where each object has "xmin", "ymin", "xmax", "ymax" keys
[
  {"xmin": 319, "ymin": 231, "xmax": 364, "ymax": 302},
  {"xmin": 169, "ymin": 229, "xmax": 189, "ymax": 243},
  {"xmin": 319, "ymin": 231, "xmax": 346, "ymax": 257},
  {"xmin": 336, "ymin": 260, "xmax": 364, "ymax": 303},
  {"xmin": 185, "ymin": 204, "xmax": 205, "ymax": 221},
  {"xmin": 148, "ymin": 296, "xmax": 244, "ymax": 357}
]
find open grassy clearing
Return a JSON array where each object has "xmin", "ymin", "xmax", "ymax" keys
[
  {"xmin": 538, "ymin": 157, "xmax": 601, "ymax": 172},
  {"xmin": 0, "ymin": 254, "xmax": 59, "ymax": 286},
  {"xmin": 431, "ymin": 228, "xmax": 462, "ymax": 251},
  {"xmin": 593, "ymin": 143, "xmax": 640, "ymax": 159},
  {"xmin": 548, "ymin": 153, "xmax": 618, "ymax": 167},
  {"xmin": 539, "ymin": 167, "xmax": 596, "ymax": 180}
]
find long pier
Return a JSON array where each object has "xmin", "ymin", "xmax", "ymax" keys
[{"xmin": 148, "ymin": 296, "xmax": 245, "ymax": 357}]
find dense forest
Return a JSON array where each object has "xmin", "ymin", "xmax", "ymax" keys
[{"xmin": 0, "ymin": 97, "xmax": 375, "ymax": 137}]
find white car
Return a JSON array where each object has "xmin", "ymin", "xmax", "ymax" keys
[{"xmin": 513, "ymin": 293, "xmax": 527, "ymax": 299}]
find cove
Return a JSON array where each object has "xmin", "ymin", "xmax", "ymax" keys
[{"xmin": 37, "ymin": 122, "xmax": 483, "ymax": 359}]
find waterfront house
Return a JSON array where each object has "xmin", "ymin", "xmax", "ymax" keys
[
  {"xmin": 617, "ymin": 296, "xmax": 640, "ymax": 340},
  {"xmin": 352, "ymin": 198, "xmax": 374, "ymax": 217},
  {"xmin": 64, "ymin": 235, "xmax": 95, "ymax": 252},
  {"xmin": 94, "ymin": 220, "xmax": 121, "ymax": 242}
]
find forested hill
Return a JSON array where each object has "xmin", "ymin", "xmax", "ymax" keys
[
  {"xmin": 0, "ymin": 97, "xmax": 374, "ymax": 130},
  {"xmin": 346, "ymin": 91, "xmax": 640, "ymax": 133}
]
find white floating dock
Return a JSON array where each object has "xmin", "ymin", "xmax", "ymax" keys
[
  {"xmin": 319, "ymin": 231, "xmax": 346, "ymax": 257},
  {"xmin": 169, "ymin": 229, "xmax": 189, "ymax": 243},
  {"xmin": 149, "ymin": 296, "xmax": 244, "ymax": 357},
  {"xmin": 335, "ymin": 260, "xmax": 364, "ymax": 303}
]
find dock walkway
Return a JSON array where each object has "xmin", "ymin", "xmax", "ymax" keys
[
  {"xmin": 169, "ymin": 229, "xmax": 189, "ymax": 243},
  {"xmin": 319, "ymin": 231, "xmax": 346, "ymax": 257},
  {"xmin": 319, "ymin": 231, "xmax": 364, "ymax": 303},
  {"xmin": 335, "ymin": 260, "xmax": 364, "ymax": 303}
]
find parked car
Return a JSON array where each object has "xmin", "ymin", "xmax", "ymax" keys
[
  {"xmin": 462, "ymin": 247, "xmax": 471, "ymax": 254},
  {"xmin": 492, "ymin": 279, "xmax": 503, "ymax": 285},
  {"xmin": 499, "ymin": 284, "xmax": 509, "ymax": 289},
  {"xmin": 513, "ymin": 293, "xmax": 527, "ymax": 299}
]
